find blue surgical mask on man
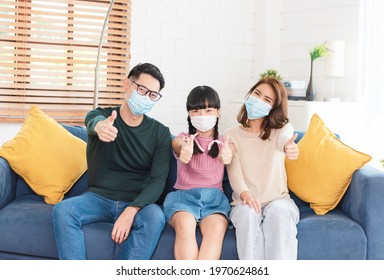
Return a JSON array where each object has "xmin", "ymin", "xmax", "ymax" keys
[
  {"xmin": 245, "ymin": 95, "xmax": 272, "ymax": 119},
  {"xmin": 127, "ymin": 90, "xmax": 155, "ymax": 116}
]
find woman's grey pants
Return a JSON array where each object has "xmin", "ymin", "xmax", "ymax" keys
[{"xmin": 230, "ymin": 197, "xmax": 300, "ymax": 260}]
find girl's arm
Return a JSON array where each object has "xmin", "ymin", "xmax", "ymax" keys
[{"xmin": 172, "ymin": 136, "xmax": 184, "ymax": 158}]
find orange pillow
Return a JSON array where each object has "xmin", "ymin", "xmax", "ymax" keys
[
  {"xmin": 285, "ymin": 113, "xmax": 371, "ymax": 215},
  {"xmin": 0, "ymin": 106, "xmax": 87, "ymax": 204}
]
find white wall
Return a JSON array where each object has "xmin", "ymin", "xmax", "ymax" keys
[
  {"xmin": 0, "ymin": 123, "xmax": 22, "ymax": 145},
  {"xmin": 130, "ymin": 0, "xmax": 264, "ymax": 135},
  {"xmin": 0, "ymin": 0, "xmax": 362, "ymax": 144},
  {"xmin": 280, "ymin": 0, "xmax": 360, "ymax": 102},
  {"xmin": 130, "ymin": 0, "xmax": 361, "ymax": 135}
]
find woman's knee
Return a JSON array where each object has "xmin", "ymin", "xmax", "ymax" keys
[
  {"xmin": 264, "ymin": 198, "xmax": 299, "ymax": 224},
  {"xmin": 230, "ymin": 205, "xmax": 262, "ymax": 229}
]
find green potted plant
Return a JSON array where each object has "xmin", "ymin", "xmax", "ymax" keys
[
  {"xmin": 309, "ymin": 42, "xmax": 328, "ymax": 61},
  {"xmin": 306, "ymin": 42, "xmax": 328, "ymax": 101},
  {"xmin": 259, "ymin": 69, "xmax": 283, "ymax": 80}
]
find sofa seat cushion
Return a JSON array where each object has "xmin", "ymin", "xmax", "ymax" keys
[
  {"xmin": 0, "ymin": 195, "xmax": 116, "ymax": 260},
  {"xmin": 0, "ymin": 195, "xmax": 58, "ymax": 259},
  {"xmin": 297, "ymin": 207, "xmax": 367, "ymax": 260},
  {"xmin": 150, "ymin": 224, "xmax": 238, "ymax": 260}
]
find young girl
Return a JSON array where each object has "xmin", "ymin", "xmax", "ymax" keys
[
  {"xmin": 163, "ymin": 85, "xmax": 233, "ymax": 260},
  {"xmin": 225, "ymin": 77, "xmax": 300, "ymax": 260}
]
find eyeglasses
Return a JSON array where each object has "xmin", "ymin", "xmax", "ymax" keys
[{"xmin": 131, "ymin": 81, "xmax": 162, "ymax": 102}]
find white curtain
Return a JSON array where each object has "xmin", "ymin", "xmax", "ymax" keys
[{"xmin": 358, "ymin": 0, "xmax": 384, "ymax": 168}]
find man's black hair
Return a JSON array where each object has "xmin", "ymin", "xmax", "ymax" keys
[{"xmin": 128, "ymin": 63, "xmax": 165, "ymax": 90}]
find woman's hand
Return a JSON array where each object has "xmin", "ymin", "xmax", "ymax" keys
[
  {"xmin": 284, "ymin": 133, "xmax": 299, "ymax": 160},
  {"xmin": 240, "ymin": 191, "xmax": 261, "ymax": 213}
]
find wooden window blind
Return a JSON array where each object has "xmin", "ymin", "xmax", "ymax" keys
[{"xmin": 0, "ymin": 0, "xmax": 130, "ymax": 125}]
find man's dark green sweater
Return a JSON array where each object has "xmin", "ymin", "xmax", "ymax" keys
[{"xmin": 85, "ymin": 107, "xmax": 171, "ymax": 208}]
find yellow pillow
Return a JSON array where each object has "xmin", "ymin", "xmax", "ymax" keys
[
  {"xmin": 0, "ymin": 105, "xmax": 87, "ymax": 204},
  {"xmin": 285, "ymin": 113, "xmax": 371, "ymax": 215}
]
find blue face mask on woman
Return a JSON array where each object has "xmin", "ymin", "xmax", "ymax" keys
[
  {"xmin": 127, "ymin": 90, "xmax": 155, "ymax": 116},
  {"xmin": 245, "ymin": 95, "xmax": 272, "ymax": 119}
]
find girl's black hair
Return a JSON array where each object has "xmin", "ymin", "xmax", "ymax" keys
[{"xmin": 186, "ymin": 85, "xmax": 221, "ymax": 158}]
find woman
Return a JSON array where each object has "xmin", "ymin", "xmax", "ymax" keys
[{"xmin": 225, "ymin": 77, "xmax": 300, "ymax": 260}]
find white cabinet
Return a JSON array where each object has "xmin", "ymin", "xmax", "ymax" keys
[{"xmin": 287, "ymin": 100, "xmax": 358, "ymax": 148}]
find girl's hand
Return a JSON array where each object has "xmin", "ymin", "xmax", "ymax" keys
[
  {"xmin": 219, "ymin": 135, "xmax": 232, "ymax": 164},
  {"xmin": 179, "ymin": 134, "xmax": 196, "ymax": 164},
  {"xmin": 240, "ymin": 191, "xmax": 261, "ymax": 213}
]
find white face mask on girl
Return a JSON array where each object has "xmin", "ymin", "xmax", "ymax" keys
[{"xmin": 190, "ymin": 115, "xmax": 217, "ymax": 132}]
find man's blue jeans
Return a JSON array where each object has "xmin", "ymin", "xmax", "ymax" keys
[{"xmin": 52, "ymin": 191, "xmax": 165, "ymax": 259}]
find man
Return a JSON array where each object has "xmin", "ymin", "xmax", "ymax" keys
[{"xmin": 52, "ymin": 63, "xmax": 171, "ymax": 259}]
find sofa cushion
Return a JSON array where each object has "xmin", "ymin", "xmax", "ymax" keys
[
  {"xmin": 297, "ymin": 207, "xmax": 367, "ymax": 259},
  {"xmin": 0, "ymin": 195, "xmax": 116, "ymax": 260},
  {"xmin": 0, "ymin": 195, "xmax": 58, "ymax": 259},
  {"xmin": 285, "ymin": 113, "xmax": 372, "ymax": 215},
  {"xmin": 60, "ymin": 123, "xmax": 88, "ymax": 142},
  {"xmin": 0, "ymin": 106, "xmax": 88, "ymax": 204}
]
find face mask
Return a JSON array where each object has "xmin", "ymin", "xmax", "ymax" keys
[
  {"xmin": 127, "ymin": 90, "xmax": 155, "ymax": 116},
  {"xmin": 245, "ymin": 95, "xmax": 272, "ymax": 119},
  {"xmin": 190, "ymin": 115, "xmax": 217, "ymax": 132}
]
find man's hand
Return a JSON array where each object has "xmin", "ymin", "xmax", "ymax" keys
[
  {"xmin": 94, "ymin": 110, "xmax": 118, "ymax": 142},
  {"xmin": 111, "ymin": 206, "xmax": 140, "ymax": 244},
  {"xmin": 284, "ymin": 133, "xmax": 299, "ymax": 160},
  {"xmin": 219, "ymin": 135, "xmax": 233, "ymax": 164},
  {"xmin": 179, "ymin": 134, "xmax": 197, "ymax": 164}
]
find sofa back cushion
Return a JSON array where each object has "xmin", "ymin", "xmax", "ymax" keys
[{"xmin": 60, "ymin": 124, "xmax": 88, "ymax": 142}]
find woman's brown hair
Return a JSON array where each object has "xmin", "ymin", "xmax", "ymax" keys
[{"xmin": 237, "ymin": 77, "xmax": 288, "ymax": 140}]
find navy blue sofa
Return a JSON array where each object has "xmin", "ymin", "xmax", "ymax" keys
[{"xmin": 1, "ymin": 124, "xmax": 384, "ymax": 260}]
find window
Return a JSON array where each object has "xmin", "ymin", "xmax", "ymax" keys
[
  {"xmin": 0, "ymin": 0, "xmax": 131, "ymax": 125},
  {"xmin": 358, "ymin": 0, "xmax": 384, "ymax": 166}
]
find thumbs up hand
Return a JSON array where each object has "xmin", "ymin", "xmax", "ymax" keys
[
  {"xmin": 94, "ymin": 110, "xmax": 118, "ymax": 142},
  {"xmin": 284, "ymin": 133, "xmax": 299, "ymax": 160},
  {"xmin": 219, "ymin": 135, "xmax": 233, "ymax": 165},
  {"xmin": 179, "ymin": 134, "xmax": 197, "ymax": 164}
]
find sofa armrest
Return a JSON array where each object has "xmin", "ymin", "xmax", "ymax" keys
[
  {"xmin": 339, "ymin": 165, "xmax": 384, "ymax": 259},
  {"xmin": 0, "ymin": 157, "xmax": 17, "ymax": 209}
]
